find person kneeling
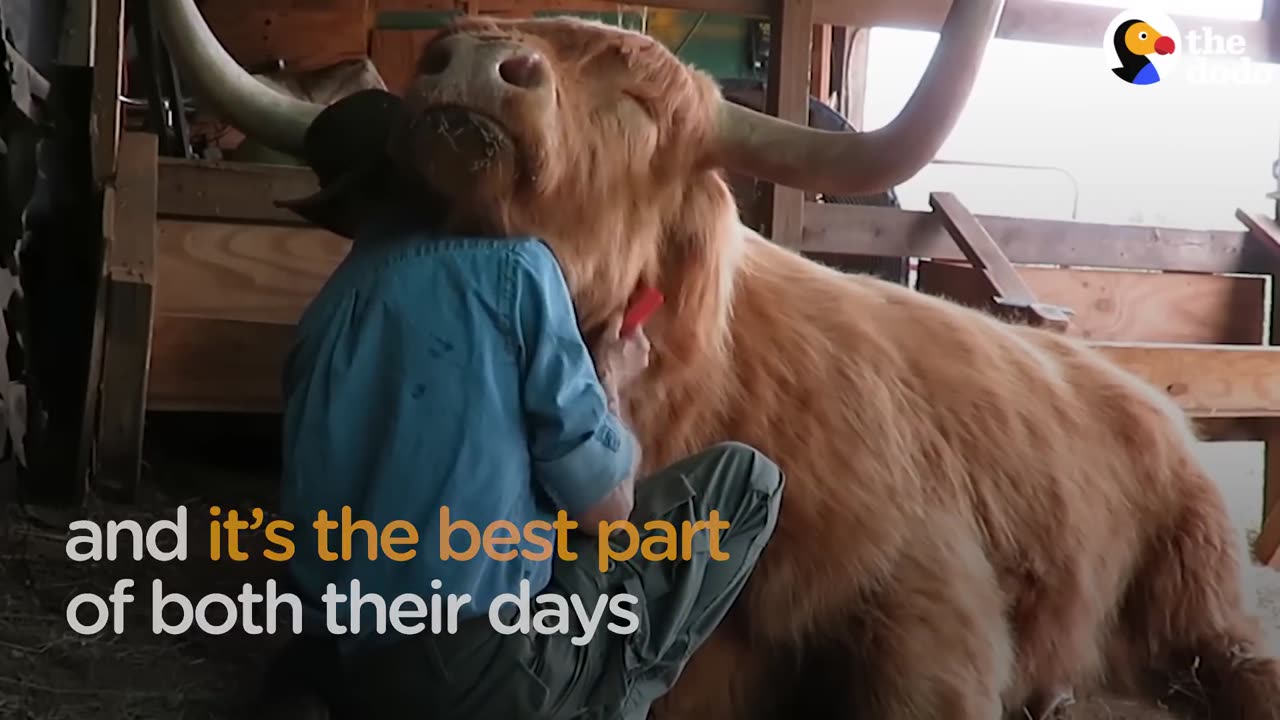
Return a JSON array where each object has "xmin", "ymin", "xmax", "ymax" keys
[{"xmin": 269, "ymin": 212, "xmax": 784, "ymax": 720}]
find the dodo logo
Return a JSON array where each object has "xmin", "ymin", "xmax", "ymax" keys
[{"xmin": 1103, "ymin": 9, "xmax": 1180, "ymax": 85}]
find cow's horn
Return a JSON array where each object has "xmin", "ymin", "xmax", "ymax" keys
[
  {"xmin": 151, "ymin": 0, "xmax": 324, "ymax": 157},
  {"xmin": 714, "ymin": 0, "xmax": 1006, "ymax": 195}
]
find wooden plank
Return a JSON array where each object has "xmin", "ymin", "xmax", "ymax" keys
[
  {"xmin": 1091, "ymin": 343, "xmax": 1280, "ymax": 419},
  {"xmin": 802, "ymin": 202, "xmax": 1268, "ymax": 276},
  {"xmin": 1254, "ymin": 495, "xmax": 1280, "ymax": 567},
  {"xmin": 142, "ymin": 331, "xmax": 1280, "ymax": 420},
  {"xmin": 153, "ymin": 162, "xmax": 1269, "ymax": 276},
  {"xmin": 762, "ymin": 0, "xmax": 811, "ymax": 248},
  {"xmin": 78, "ymin": 184, "xmax": 114, "ymax": 503},
  {"xmin": 91, "ymin": 0, "xmax": 125, "ymax": 185},
  {"xmin": 58, "ymin": 0, "xmax": 96, "ymax": 66},
  {"xmin": 928, "ymin": 191, "xmax": 1071, "ymax": 330},
  {"xmin": 809, "ymin": 25, "xmax": 832, "ymax": 103},
  {"xmin": 917, "ymin": 262, "xmax": 1268, "ymax": 345},
  {"xmin": 1238, "ymin": 204, "xmax": 1280, "ymax": 566},
  {"xmin": 157, "ymin": 158, "xmax": 320, "ymax": 225},
  {"xmin": 197, "ymin": 0, "xmax": 373, "ymax": 74},
  {"xmin": 96, "ymin": 132, "xmax": 160, "ymax": 500},
  {"xmin": 1264, "ymin": 419, "xmax": 1280, "ymax": 529},
  {"xmin": 156, "ymin": 221, "xmax": 350, "ymax": 324},
  {"xmin": 149, "ymin": 315, "xmax": 293, "ymax": 413},
  {"xmin": 371, "ymin": 29, "xmax": 443, "ymax": 95}
]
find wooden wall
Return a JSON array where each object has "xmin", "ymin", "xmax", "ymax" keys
[{"xmin": 196, "ymin": 0, "xmax": 374, "ymax": 73}]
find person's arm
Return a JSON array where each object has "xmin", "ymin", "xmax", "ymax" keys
[{"xmin": 511, "ymin": 244, "xmax": 640, "ymax": 533}]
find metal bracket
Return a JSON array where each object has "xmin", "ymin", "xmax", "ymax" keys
[{"xmin": 928, "ymin": 192, "xmax": 1072, "ymax": 331}]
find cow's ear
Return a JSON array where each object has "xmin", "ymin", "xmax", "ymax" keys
[{"xmin": 657, "ymin": 183, "xmax": 735, "ymax": 366}]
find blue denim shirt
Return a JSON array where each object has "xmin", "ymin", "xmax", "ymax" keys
[{"xmin": 279, "ymin": 219, "xmax": 637, "ymax": 652}]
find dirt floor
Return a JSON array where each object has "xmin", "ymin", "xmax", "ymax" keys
[
  {"xmin": 0, "ymin": 415, "xmax": 1278, "ymax": 719},
  {"xmin": 0, "ymin": 415, "xmax": 288, "ymax": 719}
]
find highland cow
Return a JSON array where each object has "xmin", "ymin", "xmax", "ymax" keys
[{"xmin": 156, "ymin": 1, "xmax": 1280, "ymax": 718}]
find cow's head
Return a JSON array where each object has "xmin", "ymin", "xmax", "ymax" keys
[
  {"xmin": 386, "ymin": 15, "xmax": 735, "ymax": 344},
  {"xmin": 155, "ymin": 0, "xmax": 1004, "ymax": 362}
]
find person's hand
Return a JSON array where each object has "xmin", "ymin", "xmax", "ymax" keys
[{"xmin": 595, "ymin": 314, "xmax": 651, "ymax": 404}]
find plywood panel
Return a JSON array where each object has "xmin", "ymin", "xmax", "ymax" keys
[
  {"xmin": 157, "ymin": 158, "xmax": 319, "ymax": 225},
  {"xmin": 197, "ymin": 0, "xmax": 372, "ymax": 73},
  {"xmin": 156, "ymin": 221, "xmax": 350, "ymax": 325},
  {"xmin": 916, "ymin": 261, "xmax": 1267, "ymax": 345},
  {"xmin": 1095, "ymin": 343, "xmax": 1280, "ymax": 419},
  {"xmin": 149, "ymin": 316, "xmax": 293, "ymax": 413}
]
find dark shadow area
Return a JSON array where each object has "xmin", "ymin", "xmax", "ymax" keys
[{"xmin": 0, "ymin": 411, "xmax": 287, "ymax": 719}]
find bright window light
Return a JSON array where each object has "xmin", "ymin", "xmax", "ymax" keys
[
  {"xmin": 859, "ymin": 28, "xmax": 1280, "ymax": 231},
  {"xmin": 1049, "ymin": 0, "xmax": 1262, "ymax": 21}
]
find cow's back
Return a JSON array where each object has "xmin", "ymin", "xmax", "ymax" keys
[{"xmin": 640, "ymin": 231, "xmax": 1203, "ymax": 686}]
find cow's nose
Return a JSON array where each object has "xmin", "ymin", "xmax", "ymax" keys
[
  {"xmin": 418, "ymin": 38, "xmax": 548, "ymax": 92},
  {"xmin": 498, "ymin": 52, "xmax": 549, "ymax": 89}
]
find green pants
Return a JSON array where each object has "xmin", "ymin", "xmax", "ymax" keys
[{"xmin": 329, "ymin": 441, "xmax": 784, "ymax": 719}]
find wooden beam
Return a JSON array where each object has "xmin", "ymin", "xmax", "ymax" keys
[
  {"xmin": 1239, "ymin": 204, "xmax": 1280, "ymax": 569},
  {"xmin": 927, "ymin": 191, "xmax": 1071, "ymax": 330},
  {"xmin": 810, "ymin": 25, "xmax": 832, "ymax": 103},
  {"xmin": 157, "ymin": 158, "xmax": 319, "ymax": 225},
  {"xmin": 801, "ymin": 202, "xmax": 1269, "ymax": 276},
  {"xmin": 762, "ymin": 0, "xmax": 811, "ymax": 248},
  {"xmin": 1254, "ymin": 491, "xmax": 1280, "ymax": 567},
  {"xmin": 1091, "ymin": 343, "xmax": 1280, "ymax": 419},
  {"xmin": 142, "ymin": 327, "xmax": 1280, "ymax": 422},
  {"xmin": 828, "ymin": 26, "xmax": 847, "ymax": 102},
  {"xmin": 96, "ymin": 132, "xmax": 160, "ymax": 500},
  {"xmin": 1263, "ymin": 418, "xmax": 1280, "ymax": 550},
  {"xmin": 152, "ymin": 161, "xmax": 1273, "ymax": 277},
  {"xmin": 58, "ymin": 0, "xmax": 96, "ymax": 66},
  {"xmin": 91, "ymin": 0, "xmax": 125, "ymax": 185},
  {"xmin": 154, "ymin": 157, "xmax": 1275, "ymax": 275}
]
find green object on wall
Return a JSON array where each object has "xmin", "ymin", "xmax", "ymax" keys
[{"xmin": 374, "ymin": 9, "xmax": 762, "ymax": 82}]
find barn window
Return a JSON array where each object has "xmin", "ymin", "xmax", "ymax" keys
[{"xmin": 860, "ymin": 20, "xmax": 1279, "ymax": 231}]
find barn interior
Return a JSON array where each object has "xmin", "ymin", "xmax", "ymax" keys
[{"xmin": 2, "ymin": 0, "xmax": 1280, "ymax": 717}]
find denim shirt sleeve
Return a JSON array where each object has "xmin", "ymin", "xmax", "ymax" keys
[{"xmin": 510, "ymin": 243, "xmax": 638, "ymax": 517}]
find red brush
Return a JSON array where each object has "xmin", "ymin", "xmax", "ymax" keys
[{"xmin": 620, "ymin": 286, "xmax": 664, "ymax": 337}]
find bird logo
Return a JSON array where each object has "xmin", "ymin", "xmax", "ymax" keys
[{"xmin": 1106, "ymin": 12, "xmax": 1179, "ymax": 85}]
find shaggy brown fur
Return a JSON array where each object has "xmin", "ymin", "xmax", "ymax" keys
[{"xmin": 396, "ymin": 16, "xmax": 1280, "ymax": 720}]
